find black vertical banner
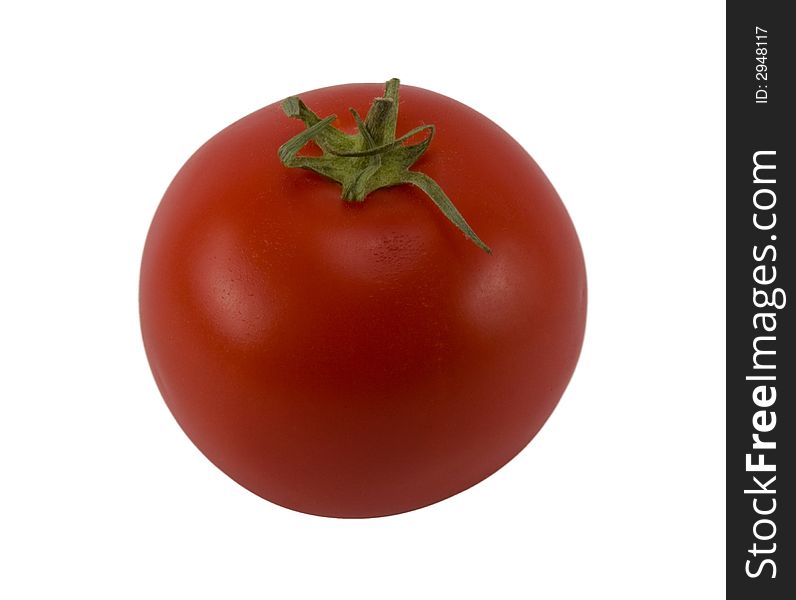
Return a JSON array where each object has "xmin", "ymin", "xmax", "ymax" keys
[{"xmin": 727, "ymin": 3, "xmax": 794, "ymax": 598}]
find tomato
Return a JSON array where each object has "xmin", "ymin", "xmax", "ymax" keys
[{"xmin": 140, "ymin": 79, "xmax": 586, "ymax": 518}]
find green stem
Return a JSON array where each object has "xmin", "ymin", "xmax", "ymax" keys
[{"xmin": 278, "ymin": 78, "xmax": 491, "ymax": 253}]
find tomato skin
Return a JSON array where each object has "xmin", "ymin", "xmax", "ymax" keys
[{"xmin": 140, "ymin": 83, "xmax": 586, "ymax": 518}]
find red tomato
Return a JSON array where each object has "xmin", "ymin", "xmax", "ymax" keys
[{"xmin": 140, "ymin": 80, "xmax": 586, "ymax": 518}]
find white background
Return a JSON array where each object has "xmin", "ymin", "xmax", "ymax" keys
[{"xmin": 0, "ymin": 1, "xmax": 725, "ymax": 598}]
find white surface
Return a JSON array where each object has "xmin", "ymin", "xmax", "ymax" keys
[{"xmin": 0, "ymin": 1, "xmax": 725, "ymax": 598}]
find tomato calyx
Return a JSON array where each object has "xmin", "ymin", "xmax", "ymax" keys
[{"xmin": 278, "ymin": 78, "xmax": 491, "ymax": 253}]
